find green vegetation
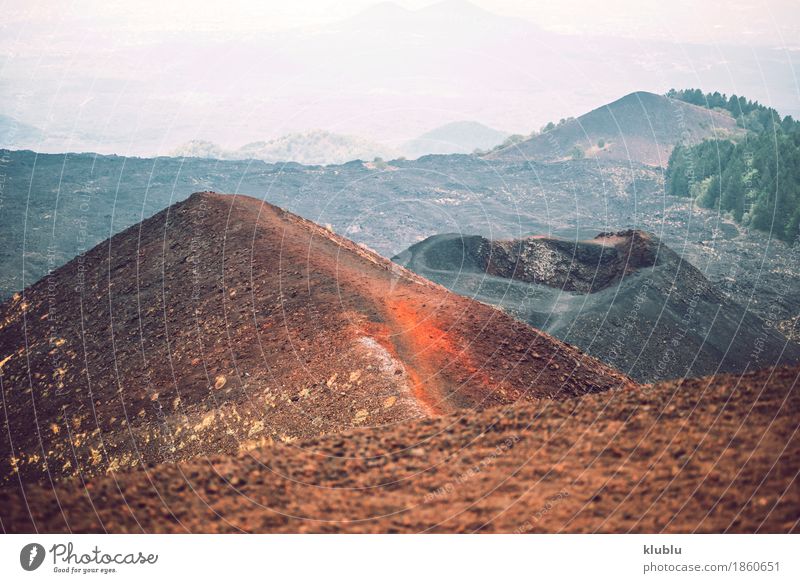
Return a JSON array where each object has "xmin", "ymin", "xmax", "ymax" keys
[
  {"xmin": 485, "ymin": 133, "xmax": 530, "ymax": 154},
  {"xmin": 501, "ymin": 134, "xmax": 526, "ymax": 147},
  {"xmin": 665, "ymin": 89, "xmax": 800, "ymax": 242},
  {"xmin": 666, "ymin": 88, "xmax": 782, "ymax": 133},
  {"xmin": 486, "ymin": 117, "xmax": 578, "ymax": 154}
]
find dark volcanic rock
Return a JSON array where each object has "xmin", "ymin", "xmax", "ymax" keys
[
  {"xmin": 467, "ymin": 229, "xmax": 658, "ymax": 293},
  {"xmin": 3, "ymin": 149, "xmax": 799, "ymax": 343},
  {"xmin": 393, "ymin": 230, "xmax": 800, "ymax": 382}
]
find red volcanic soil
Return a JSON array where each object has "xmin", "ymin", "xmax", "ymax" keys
[
  {"xmin": 0, "ymin": 192, "xmax": 632, "ymax": 484},
  {"xmin": 2, "ymin": 365, "xmax": 797, "ymax": 533}
]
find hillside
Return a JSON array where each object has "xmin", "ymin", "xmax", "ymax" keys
[
  {"xmin": 393, "ymin": 230, "xmax": 800, "ymax": 381},
  {"xmin": 487, "ymin": 91, "xmax": 744, "ymax": 166},
  {"xmin": 402, "ymin": 121, "xmax": 509, "ymax": 158},
  {"xmin": 3, "ymin": 365, "xmax": 797, "ymax": 533},
  {"xmin": 173, "ymin": 122, "xmax": 509, "ymax": 164},
  {"xmin": 665, "ymin": 92, "xmax": 800, "ymax": 242},
  {"xmin": 0, "ymin": 192, "xmax": 632, "ymax": 483}
]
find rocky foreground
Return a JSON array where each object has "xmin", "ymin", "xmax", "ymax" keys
[{"xmin": 2, "ymin": 365, "xmax": 797, "ymax": 533}]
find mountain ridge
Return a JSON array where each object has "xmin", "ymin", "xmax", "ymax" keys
[
  {"xmin": 171, "ymin": 130, "xmax": 397, "ymax": 165},
  {"xmin": 402, "ymin": 120, "xmax": 509, "ymax": 158},
  {"xmin": 0, "ymin": 191, "xmax": 633, "ymax": 483},
  {"xmin": 487, "ymin": 91, "xmax": 745, "ymax": 166}
]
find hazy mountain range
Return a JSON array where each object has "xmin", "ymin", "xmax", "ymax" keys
[
  {"xmin": 0, "ymin": 114, "xmax": 43, "ymax": 147},
  {"xmin": 170, "ymin": 121, "xmax": 509, "ymax": 164},
  {"xmin": 171, "ymin": 131, "xmax": 395, "ymax": 165}
]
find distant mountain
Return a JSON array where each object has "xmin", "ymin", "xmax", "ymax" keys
[
  {"xmin": 172, "ymin": 130, "xmax": 397, "ymax": 165},
  {"xmin": 402, "ymin": 121, "xmax": 508, "ymax": 158},
  {"xmin": 235, "ymin": 131, "xmax": 398, "ymax": 165},
  {"xmin": 169, "ymin": 139, "xmax": 227, "ymax": 160},
  {"xmin": 0, "ymin": 115, "xmax": 43, "ymax": 148},
  {"xmin": 174, "ymin": 123, "xmax": 508, "ymax": 164},
  {"xmin": 345, "ymin": 0, "xmax": 532, "ymax": 37},
  {"xmin": 393, "ymin": 229, "xmax": 800, "ymax": 382},
  {"xmin": 487, "ymin": 91, "xmax": 745, "ymax": 166}
]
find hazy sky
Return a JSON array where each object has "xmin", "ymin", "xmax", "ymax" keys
[
  {"xmin": 2, "ymin": 0, "xmax": 799, "ymax": 156},
  {"xmin": 4, "ymin": 0, "xmax": 798, "ymax": 44}
]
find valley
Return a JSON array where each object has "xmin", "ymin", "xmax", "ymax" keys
[{"xmin": 3, "ymin": 146, "xmax": 799, "ymax": 336}]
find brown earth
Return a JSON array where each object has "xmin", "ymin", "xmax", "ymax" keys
[
  {"xmin": 0, "ymin": 192, "xmax": 631, "ymax": 484},
  {"xmin": 1, "ymin": 365, "xmax": 797, "ymax": 533}
]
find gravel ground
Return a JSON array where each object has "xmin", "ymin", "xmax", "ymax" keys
[{"xmin": 2, "ymin": 365, "xmax": 797, "ymax": 533}]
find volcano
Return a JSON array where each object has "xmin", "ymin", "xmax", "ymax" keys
[
  {"xmin": 486, "ymin": 91, "xmax": 744, "ymax": 166},
  {"xmin": 0, "ymin": 192, "xmax": 632, "ymax": 483},
  {"xmin": 392, "ymin": 230, "xmax": 800, "ymax": 382}
]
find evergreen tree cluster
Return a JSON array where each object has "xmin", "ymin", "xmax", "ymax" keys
[
  {"xmin": 665, "ymin": 89, "xmax": 800, "ymax": 242},
  {"xmin": 666, "ymin": 88, "xmax": 783, "ymax": 132}
]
